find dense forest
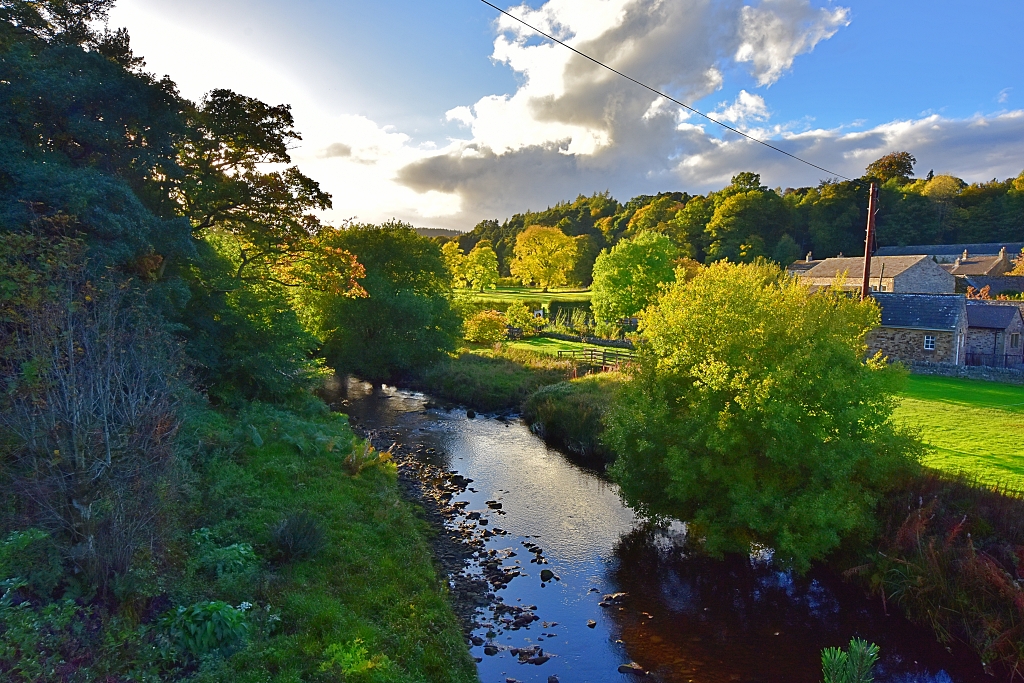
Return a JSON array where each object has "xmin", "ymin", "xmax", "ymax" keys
[{"xmin": 455, "ymin": 155, "xmax": 1024, "ymax": 284}]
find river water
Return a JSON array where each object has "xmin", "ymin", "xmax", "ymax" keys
[{"xmin": 337, "ymin": 378, "xmax": 988, "ymax": 683}]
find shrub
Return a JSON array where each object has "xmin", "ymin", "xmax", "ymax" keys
[
  {"xmin": 162, "ymin": 601, "xmax": 249, "ymax": 658},
  {"xmin": 343, "ymin": 440, "xmax": 393, "ymax": 477},
  {"xmin": 270, "ymin": 512, "xmax": 327, "ymax": 562},
  {"xmin": 0, "ymin": 238, "xmax": 182, "ymax": 594},
  {"xmin": 504, "ymin": 301, "xmax": 538, "ymax": 336},
  {"xmin": 523, "ymin": 374, "xmax": 623, "ymax": 461},
  {"xmin": 0, "ymin": 529, "xmax": 63, "ymax": 599},
  {"xmin": 319, "ymin": 638, "xmax": 399, "ymax": 681},
  {"xmin": 821, "ymin": 638, "xmax": 879, "ymax": 683},
  {"xmin": 463, "ymin": 310, "xmax": 507, "ymax": 343}
]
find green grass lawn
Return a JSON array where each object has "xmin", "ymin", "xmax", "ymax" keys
[
  {"xmin": 895, "ymin": 375, "xmax": 1024, "ymax": 490},
  {"xmin": 505, "ymin": 336, "xmax": 594, "ymax": 356},
  {"xmin": 463, "ymin": 287, "xmax": 591, "ymax": 306}
]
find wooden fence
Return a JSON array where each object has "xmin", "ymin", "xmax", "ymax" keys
[{"xmin": 557, "ymin": 347, "xmax": 635, "ymax": 372}]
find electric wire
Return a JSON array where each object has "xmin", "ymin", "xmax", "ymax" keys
[{"xmin": 478, "ymin": 0, "xmax": 851, "ymax": 180}]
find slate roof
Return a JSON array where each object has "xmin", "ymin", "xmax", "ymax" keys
[
  {"xmin": 966, "ymin": 301, "xmax": 1023, "ymax": 330},
  {"xmin": 957, "ymin": 275, "xmax": 1024, "ymax": 294},
  {"xmin": 871, "ymin": 293, "xmax": 966, "ymax": 332},
  {"xmin": 940, "ymin": 254, "xmax": 1011, "ymax": 275},
  {"xmin": 804, "ymin": 255, "xmax": 929, "ymax": 279},
  {"xmin": 785, "ymin": 259, "xmax": 821, "ymax": 274},
  {"xmin": 876, "ymin": 243, "xmax": 1024, "ymax": 257}
]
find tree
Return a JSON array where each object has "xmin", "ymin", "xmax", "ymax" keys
[
  {"xmin": 504, "ymin": 301, "xmax": 538, "ymax": 335},
  {"xmin": 865, "ymin": 151, "xmax": 916, "ymax": 184},
  {"xmin": 605, "ymin": 260, "xmax": 921, "ymax": 571},
  {"xmin": 463, "ymin": 310, "xmax": 507, "ymax": 343},
  {"xmin": 441, "ymin": 240, "xmax": 468, "ymax": 288},
  {"xmin": 590, "ymin": 231, "xmax": 677, "ymax": 324},
  {"xmin": 465, "ymin": 240, "xmax": 500, "ymax": 291},
  {"xmin": 704, "ymin": 190, "xmax": 789, "ymax": 263},
  {"xmin": 772, "ymin": 234, "xmax": 803, "ymax": 265},
  {"xmin": 301, "ymin": 221, "xmax": 459, "ymax": 381},
  {"xmin": 509, "ymin": 225, "xmax": 579, "ymax": 291}
]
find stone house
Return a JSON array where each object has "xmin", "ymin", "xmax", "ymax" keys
[
  {"xmin": 940, "ymin": 248, "xmax": 1014, "ymax": 276},
  {"xmin": 965, "ymin": 301, "xmax": 1024, "ymax": 368},
  {"xmin": 866, "ymin": 293, "xmax": 967, "ymax": 365},
  {"xmin": 955, "ymin": 274, "xmax": 1024, "ymax": 296},
  {"xmin": 800, "ymin": 256, "xmax": 955, "ymax": 294}
]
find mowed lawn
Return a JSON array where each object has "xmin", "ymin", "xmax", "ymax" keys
[
  {"xmin": 504, "ymin": 336, "xmax": 594, "ymax": 356},
  {"xmin": 895, "ymin": 375, "xmax": 1024, "ymax": 490},
  {"xmin": 466, "ymin": 287, "xmax": 591, "ymax": 306}
]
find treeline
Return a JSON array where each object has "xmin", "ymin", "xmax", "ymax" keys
[
  {"xmin": 454, "ymin": 153, "xmax": 1024, "ymax": 283},
  {"xmin": 0, "ymin": 2, "xmax": 471, "ymax": 681}
]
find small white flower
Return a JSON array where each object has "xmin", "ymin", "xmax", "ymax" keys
[{"xmin": 238, "ymin": 601, "xmax": 253, "ymax": 611}]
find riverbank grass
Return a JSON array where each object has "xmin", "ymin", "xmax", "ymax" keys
[
  {"xmin": 894, "ymin": 375, "xmax": 1024, "ymax": 490},
  {"xmin": 523, "ymin": 373, "xmax": 624, "ymax": 460},
  {"xmin": 192, "ymin": 403, "xmax": 475, "ymax": 682}
]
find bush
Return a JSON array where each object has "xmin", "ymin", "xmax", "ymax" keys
[
  {"xmin": 0, "ymin": 530, "xmax": 63, "ymax": 599},
  {"xmin": 821, "ymin": 638, "xmax": 879, "ymax": 683},
  {"xmin": 162, "ymin": 601, "xmax": 249, "ymax": 659},
  {"xmin": 504, "ymin": 301, "xmax": 538, "ymax": 336},
  {"xmin": 607, "ymin": 260, "xmax": 922, "ymax": 571},
  {"xmin": 270, "ymin": 512, "xmax": 326, "ymax": 562},
  {"xmin": 463, "ymin": 310, "xmax": 507, "ymax": 343}
]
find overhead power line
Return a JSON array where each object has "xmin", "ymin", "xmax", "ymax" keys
[{"xmin": 478, "ymin": 0, "xmax": 851, "ymax": 181}]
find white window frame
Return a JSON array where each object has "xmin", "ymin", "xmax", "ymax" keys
[
  {"xmin": 1012, "ymin": 332, "xmax": 1021, "ymax": 349},
  {"xmin": 923, "ymin": 335, "xmax": 936, "ymax": 351}
]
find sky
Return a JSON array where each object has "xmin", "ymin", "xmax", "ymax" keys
[{"xmin": 108, "ymin": 0, "xmax": 1024, "ymax": 230}]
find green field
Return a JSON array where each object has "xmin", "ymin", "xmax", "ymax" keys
[
  {"xmin": 895, "ymin": 375, "xmax": 1024, "ymax": 490},
  {"xmin": 505, "ymin": 336, "xmax": 594, "ymax": 356},
  {"xmin": 464, "ymin": 286, "xmax": 591, "ymax": 306}
]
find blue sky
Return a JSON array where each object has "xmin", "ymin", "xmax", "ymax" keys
[{"xmin": 110, "ymin": 0, "xmax": 1023, "ymax": 228}]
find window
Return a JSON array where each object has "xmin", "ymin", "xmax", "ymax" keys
[
  {"xmin": 923, "ymin": 335, "xmax": 936, "ymax": 351},
  {"xmin": 1012, "ymin": 333, "xmax": 1021, "ymax": 349}
]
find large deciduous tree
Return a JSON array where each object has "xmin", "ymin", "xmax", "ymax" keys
[
  {"xmin": 606, "ymin": 260, "xmax": 921, "ymax": 571},
  {"xmin": 509, "ymin": 225, "xmax": 579, "ymax": 291},
  {"xmin": 865, "ymin": 151, "xmax": 916, "ymax": 184},
  {"xmin": 590, "ymin": 231, "xmax": 677, "ymax": 324},
  {"xmin": 465, "ymin": 240, "xmax": 500, "ymax": 291},
  {"xmin": 301, "ymin": 221, "xmax": 459, "ymax": 381}
]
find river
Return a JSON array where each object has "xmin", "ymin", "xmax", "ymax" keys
[{"xmin": 335, "ymin": 378, "xmax": 988, "ymax": 683}]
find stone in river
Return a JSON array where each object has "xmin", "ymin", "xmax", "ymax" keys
[
  {"xmin": 540, "ymin": 569, "xmax": 554, "ymax": 582},
  {"xmin": 466, "ymin": 409, "xmax": 476, "ymax": 418},
  {"xmin": 617, "ymin": 662, "xmax": 647, "ymax": 675},
  {"xmin": 483, "ymin": 645, "xmax": 498, "ymax": 656},
  {"xmin": 587, "ymin": 619, "xmax": 597, "ymax": 628}
]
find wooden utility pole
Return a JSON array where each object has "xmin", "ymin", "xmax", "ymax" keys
[{"xmin": 860, "ymin": 182, "xmax": 879, "ymax": 300}]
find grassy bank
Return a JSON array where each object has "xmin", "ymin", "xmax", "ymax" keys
[
  {"xmin": 505, "ymin": 336, "xmax": 593, "ymax": 356},
  {"xmin": 418, "ymin": 345, "xmax": 573, "ymax": 412},
  {"xmin": 522, "ymin": 374, "xmax": 624, "ymax": 461},
  {"xmin": 894, "ymin": 375, "xmax": 1024, "ymax": 490},
  {"xmin": 189, "ymin": 402, "xmax": 475, "ymax": 682},
  {"xmin": 0, "ymin": 401, "xmax": 475, "ymax": 683}
]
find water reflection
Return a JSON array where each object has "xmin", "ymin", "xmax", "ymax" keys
[{"xmin": 328, "ymin": 377, "xmax": 985, "ymax": 683}]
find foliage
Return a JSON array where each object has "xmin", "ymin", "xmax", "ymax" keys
[
  {"xmin": 509, "ymin": 225, "xmax": 580, "ymax": 290},
  {"xmin": 606, "ymin": 260, "xmax": 922, "ymax": 571},
  {"xmin": 463, "ymin": 309, "xmax": 507, "ymax": 344},
  {"xmin": 465, "ymin": 240, "xmax": 500, "ymax": 291},
  {"xmin": 871, "ymin": 472, "xmax": 1024, "ymax": 674},
  {"xmin": 441, "ymin": 240, "xmax": 467, "ymax": 287},
  {"xmin": 319, "ymin": 638, "xmax": 399, "ymax": 681},
  {"xmin": 591, "ymin": 231, "xmax": 677, "ymax": 323},
  {"xmin": 269, "ymin": 512, "xmax": 326, "ymax": 562},
  {"xmin": 0, "ymin": 530, "xmax": 62, "ymax": 599},
  {"xmin": 865, "ymin": 151, "xmax": 917, "ymax": 184},
  {"xmin": 821, "ymin": 638, "xmax": 879, "ymax": 683},
  {"xmin": 302, "ymin": 221, "xmax": 460, "ymax": 381},
  {"xmin": 162, "ymin": 601, "xmax": 250, "ymax": 658},
  {"xmin": 504, "ymin": 300, "xmax": 538, "ymax": 335},
  {"xmin": 342, "ymin": 440, "xmax": 394, "ymax": 477},
  {"xmin": 0, "ymin": 236, "xmax": 182, "ymax": 594}
]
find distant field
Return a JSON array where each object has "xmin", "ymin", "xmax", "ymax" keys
[
  {"xmin": 505, "ymin": 336, "xmax": 593, "ymax": 356},
  {"xmin": 894, "ymin": 375, "xmax": 1024, "ymax": 490},
  {"xmin": 464, "ymin": 287, "xmax": 592, "ymax": 306}
]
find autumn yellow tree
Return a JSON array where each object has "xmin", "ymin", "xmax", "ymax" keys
[{"xmin": 509, "ymin": 226, "xmax": 579, "ymax": 291}]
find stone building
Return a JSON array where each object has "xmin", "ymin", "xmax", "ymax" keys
[
  {"xmin": 955, "ymin": 274, "xmax": 1024, "ymax": 296},
  {"xmin": 940, "ymin": 248, "xmax": 1014, "ymax": 276},
  {"xmin": 965, "ymin": 301, "xmax": 1024, "ymax": 368},
  {"xmin": 867, "ymin": 293, "xmax": 967, "ymax": 365},
  {"xmin": 800, "ymin": 256, "xmax": 955, "ymax": 294}
]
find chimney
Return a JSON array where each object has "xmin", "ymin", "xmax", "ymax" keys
[
  {"xmin": 1000, "ymin": 247, "xmax": 1007, "ymax": 258},
  {"xmin": 963, "ymin": 249, "xmax": 969, "ymax": 260},
  {"xmin": 806, "ymin": 251, "xmax": 813, "ymax": 262}
]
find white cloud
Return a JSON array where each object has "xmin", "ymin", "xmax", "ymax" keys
[
  {"xmin": 998, "ymin": 87, "xmax": 1012, "ymax": 104},
  {"xmin": 712, "ymin": 90, "xmax": 770, "ymax": 123},
  {"xmin": 735, "ymin": 0, "xmax": 849, "ymax": 86}
]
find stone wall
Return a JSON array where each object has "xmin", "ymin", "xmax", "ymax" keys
[
  {"xmin": 908, "ymin": 361, "xmax": 1024, "ymax": 385},
  {"xmin": 894, "ymin": 260, "xmax": 956, "ymax": 294},
  {"xmin": 867, "ymin": 327, "xmax": 960, "ymax": 364}
]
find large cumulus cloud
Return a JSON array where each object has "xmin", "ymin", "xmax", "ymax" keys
[{"xmin": 389, "ymin": 0, "xmax": 1022, "ymax": 227}]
